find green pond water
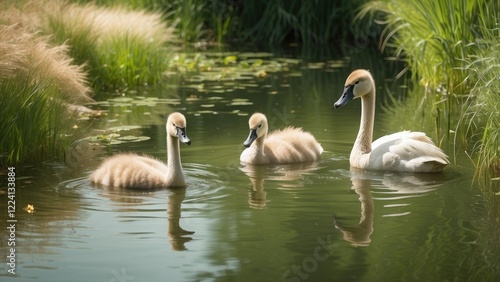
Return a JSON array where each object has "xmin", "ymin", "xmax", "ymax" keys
[{"xmin": 1, "ymin": 47, "xmax": 499, "ymax": 282}]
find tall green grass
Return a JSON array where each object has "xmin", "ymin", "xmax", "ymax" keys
[
  {"xmin": 0, "ymin": 77, "xmax": 70, "ymax": 165},
  {"xmin": 43, "ymin": 2, "xmax": 174, "ymax": 88},
  {"xmin": 461, "ymin": 37, "xmax": 500, "ymax": 183},
  {"xmin": 359, "ymin": 0, "xmax": 493, "ymax": 137}
]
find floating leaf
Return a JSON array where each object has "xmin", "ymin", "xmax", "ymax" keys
[
  {"xmin": 116, "ymin": 136, "xmax": 151, "ymax": 142},
  {"xmin": 276, "ymin": 58, "xmax": 302, "ymax": 64},
  {"xmin": 197, "ymin": 110, "xmax": 215, "ymax": 114},
  {"xmin": 208, "ymin": 96, "xmax": 224, "ymax": 100},
  {"xmin": 106, "ymin": 125, "xmax": 142, "ymax": 131},
  {"xmin": 229, "ymin": 101, "xmax": 253, "ymax": 106},
  {"xmin": 223, "ymin": 55, "xmax": 237, "ymax": 65},
  {"xmin": 108, "ymin": 97, "xmax": 134, "ymax": 103},
  {"xmin": 307, "ymin": 62, "xmax": 325, "ymax": 69},
  {"xmin": 326, "ymin": 60, "xmax": 346, "ymax": 68},
  {"xmin": 238, "ymin": 52, "xmax": 274, "ymax": 58}
]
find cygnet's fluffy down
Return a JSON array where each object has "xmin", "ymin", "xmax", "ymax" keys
[
  {"xmin": 89, "ymin": 112, "xmax": 191, "ymax": 189},
  {"xmin": 240, "ymin": 112, "xmax": 323, "ymax": 164}
]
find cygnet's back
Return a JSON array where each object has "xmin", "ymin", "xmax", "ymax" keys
[{"xmin": 240, "ymin": 112, "xmax": 323, "ymax": 164}]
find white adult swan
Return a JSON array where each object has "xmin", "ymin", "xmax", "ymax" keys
[
  {"xmin": 89, "ymin": 112, "xmax": 191, "ymax": 188},
  {"xmin": 334, "ymin": 69, "xmax": 449, "ymax": 173},
  {"xmin": 240, "ymin": 112, "xmax": 323, "ymax": 164}
]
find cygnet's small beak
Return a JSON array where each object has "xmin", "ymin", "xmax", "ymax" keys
[
  {"xmin": 177, "ymin": 127, "xmax": 191, "ymax": 145},
  {"xmin": 334, "ymin": 84, "xmax": 355, "ymax": 109},
  {"xmin": 243, "ymin": 129, "xmax": 258, "ymax": 148}
]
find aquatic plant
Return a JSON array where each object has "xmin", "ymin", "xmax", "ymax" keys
[{"xmin": 0, "ymin": 25, "xmax": 90, "ymax": 164}]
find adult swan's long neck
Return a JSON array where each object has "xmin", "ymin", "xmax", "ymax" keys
[
  {"xmin": 166, "ymin": 134, "xmax": 185, "ymax": 186},
  {"xmin": 351, "ymin": 89, "xmax": 375, "ymax": 166}
]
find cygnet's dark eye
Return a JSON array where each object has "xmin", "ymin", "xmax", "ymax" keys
[
  {"xmin": 355, "ymin": 80, "xmax": 360, "ymax": 85},
  {"xmin": 258, "ymin": 124, "xmax": 262, "ymax": 128}
]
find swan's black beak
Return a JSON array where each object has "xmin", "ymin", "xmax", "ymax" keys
[
  {"xmin": 243, "ymin": 129, "xmax": 258, "ymax": 148},
  {"xmin": 177, "ymin": 127, "xmax": 191, "ymax": 145},
  {"xmin": 334, "ymin": 84, "xmax": 355, "ymax": 109}
]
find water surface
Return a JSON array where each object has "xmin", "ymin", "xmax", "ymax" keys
[{"xmin": 1, "ymin": 47, "xmax": 498, "ymax": 282}]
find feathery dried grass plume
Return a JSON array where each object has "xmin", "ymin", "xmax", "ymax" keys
[
  {"xmin": 0, "ymin": 24, "xmax": 92, "ymax": 103},
  {"xmin": 82, "ymin": 4, "xmax": 173, "ymax": 47}
]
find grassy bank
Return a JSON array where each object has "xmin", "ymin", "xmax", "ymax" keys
[
  {"xmin": 360, "ymin": 0, "xmax": 500, "ymax": 181},
  {"xmin": 44, "ymin": 2, "xmax": 174, "ymax": 88},
  {"xmin": 2, "ymin": 0, "xmax": 174, "ymax": 89},
  {"xmin": 0, "ymin": 0, "xmax": 178, "ymax": 165},
  {"xmin": 0, "ymin": 24, "xmax": 90, "ymax": 165}
]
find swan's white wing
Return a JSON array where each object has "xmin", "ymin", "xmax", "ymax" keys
[
  {"xmin": 370, "ymin": 131, "xmax": 448, "ymax": 172},
  {"xmin": 371, "ymin": 131, "xmax": 431, "ymax": 148}
]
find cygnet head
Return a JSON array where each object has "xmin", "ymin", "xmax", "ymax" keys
[
  {"xmin": 243, "ymin": 112, "xmax": 268, "ymax": 147},
  {"xmin": 167, "ymin": 112, "xmax": 191, "ymax": 145},
  {"xmin": 334, "ymin": 69, "xmax": 375, "ymax": 109}
]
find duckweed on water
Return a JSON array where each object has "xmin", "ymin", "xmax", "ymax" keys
[{"xmin": 167, "ymin": 52, "xmax": 303, "ymax": 82}]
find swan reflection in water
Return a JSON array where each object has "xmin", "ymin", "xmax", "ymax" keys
[
  {"xmin": 333, "ymin": 168, "xmax": 447, "ymax": 247},
  {"xmin": 167, "ymin": 187, "xmax": 194, "ymax": 251},
  {"xmin": 93, "ymin": 185, "xmax": 195, "ymax": 251},
  {"xmin": 239, "ymin": 162, "xmax": 321, "ymax": 209}
]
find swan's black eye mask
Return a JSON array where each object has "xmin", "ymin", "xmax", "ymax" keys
[{"xmin": 334, "ymin": 84, "xmax": 355, "ymax": 109}]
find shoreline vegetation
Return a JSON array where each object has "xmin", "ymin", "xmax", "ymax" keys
[
  {"xmin": 0, "ymin": 0, "xmax": 498, "ymax": 188},
  {"xmin": 0, "ymin": 0, "xmax": 174, "ymax": 164}
]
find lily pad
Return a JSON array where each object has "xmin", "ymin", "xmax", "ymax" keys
[
  {"xmin": 106, "ymin": 125, "xmax": 142, "ymax": 131},
  {"xmin": 238, "ymin": 52, "xmax": 274, "ymax": 58},
  {"xmin": 116, "ymin": 136, "xmax": 151, "ymax": 142},
  {"xmin": 229, "ymin": 101, "xmax": 253, "ymax": 106},
  {"xmin": 108, "ymin": 97, "xmax": 134, "ymax": 103}
]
